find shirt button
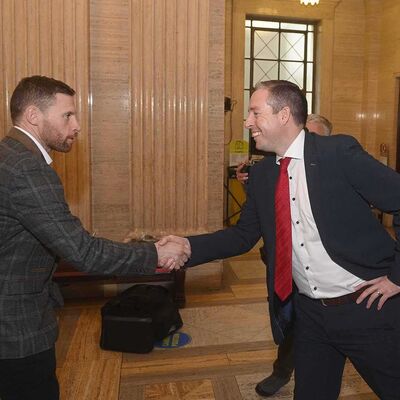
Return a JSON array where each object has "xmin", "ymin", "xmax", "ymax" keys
[
  {"xmin": 313, "ymin": 286, "xmax": 317, "ymax": 291},
  {"xmin": 289, "ymin": 176, "xmax": 292, "ymax": 180},
  {"xmin": 292, "ymin": 197, "xmax": 296, "ymax": 201},
  {"xmin": 306, "ymin": 266, "xmax": 309, "ymax": 270},
  {"xmin": 296, "ymin": 221, "xmax": 300, "ymax": 224},
  {"xmin": 300, "ymin": 243, "xmax": 304, "ymax": 247}
]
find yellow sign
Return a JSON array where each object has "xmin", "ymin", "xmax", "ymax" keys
[{"xmin": 229, "ymin": 140, "xmax": 249, "ymax": 166}]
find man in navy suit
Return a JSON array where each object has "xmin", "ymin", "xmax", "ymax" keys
[
  {"xmin": 235, "ymin": 113, "xmax": 333, "ymax": 397},
  {"xmin": 161, "ymin": 80, "xmax": 400, "ymax": 399}
]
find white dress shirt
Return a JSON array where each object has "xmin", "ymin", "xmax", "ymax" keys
[
  {"xmin": 14, "ymin": 126, "xmax": 53, "ymax": 165},
  {"xmin": 278, "ymin": 130, "xmax": 365, "ymax": 298}
]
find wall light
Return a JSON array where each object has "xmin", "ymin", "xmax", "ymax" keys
[{"xmin": 300, "ymin": 0, "xmax": 320, "ymax": 5}]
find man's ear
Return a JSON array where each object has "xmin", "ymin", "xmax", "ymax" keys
[
  {"xmin": 279, "ymin": 106, "xmax": 291, "ymax": 125},
  {"xmin": 24, "ymin": 105, "xmax": 42, "ymax": 126}
]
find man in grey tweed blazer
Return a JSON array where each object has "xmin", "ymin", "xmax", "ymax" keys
[{"xmin": 0, "ymin": 76, "xmax": 190, "ymax": 400}]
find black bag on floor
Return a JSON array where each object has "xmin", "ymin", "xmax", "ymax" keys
[{"xmin": 100, "ymin": 284, "xmax": 183, "ymax": 353}]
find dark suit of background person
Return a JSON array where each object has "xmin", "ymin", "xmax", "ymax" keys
[
  {"xmin": 0, "ymin": 76, "xmax": 189, "ymax": 400},
  {"xmin": 181, "ymin": 80, "xmax": 400, "ymax": 399},
  {"xmin": 235, "ymin": 113, "xmax": 333, "ymax": 397}
]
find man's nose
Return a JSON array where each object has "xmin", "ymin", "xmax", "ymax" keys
[
  {"xmin": 73, "ymin": 117, "xmax": 81, "ymax": 134},
  {"xmin": 244, "ymin": 114, "xmax": 253, "ymax": 129}
]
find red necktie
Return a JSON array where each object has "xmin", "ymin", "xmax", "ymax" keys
[{"xmin": 274, "ymin": 157, "xmax": 292, "ymax": 301}]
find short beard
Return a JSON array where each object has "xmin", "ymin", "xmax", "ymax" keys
[
  {"xmin": 52, "ymin": 141, "xmax": 72, "ymax": 153},
  {"xmin": 42, "ymin": 120, "xmax": 73, "ymax": 153}
]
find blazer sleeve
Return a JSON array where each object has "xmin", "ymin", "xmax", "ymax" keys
[
  {"xmin": 10, "ymin": 157, "xmax": 157, "ymax": 275},
  {"xmin": 339, "ymin": 135, "xmax": 400, "ymax": 285}
]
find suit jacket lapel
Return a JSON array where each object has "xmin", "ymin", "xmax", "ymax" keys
[
  {"xmin": 304, "ymin": 132, "xmax": 323, "ymax": 229},
  {"xmin": 6, "ymin": 127, "xmax": 46, "ymax": 162},
  {"xmin": 257, "ymin": 156, "xmax": 279, "ymax": 282},
  {"xmin": 261, "ymin": 155, "xmax": 279, "ymax": 222}
]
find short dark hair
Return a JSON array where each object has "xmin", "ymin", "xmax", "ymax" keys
[
  {"xmin": 10, "ymin": 75, "xmax": 75, "ymax": 123},
  {"xmin": 255, "ymin": 80, "xmax": 308, "ymax": 126}
]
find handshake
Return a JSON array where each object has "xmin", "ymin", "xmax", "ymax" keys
[{"xmin": 154, "ymin": 235, "xmax": 191, "ymax": 271}]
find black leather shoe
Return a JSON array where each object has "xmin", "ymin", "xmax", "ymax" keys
[{"xmin": 255, "ymin": 374, "xmax": 291, "ymax": 397}]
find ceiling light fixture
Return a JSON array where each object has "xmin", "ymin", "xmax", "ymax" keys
[{"xmin": 300, "ymin": 0, "xmax": 320, "ymax": 5}]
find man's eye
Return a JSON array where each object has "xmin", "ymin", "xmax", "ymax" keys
[{"xmin": 64, "ymin": 113, "xmax": 71, "ymax": 119}]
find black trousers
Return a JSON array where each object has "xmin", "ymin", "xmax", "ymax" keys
[
  {"xmin": 0, "ymin": 347, "xmax": 59, "ymax": 400},
  {"xmin": 260, "ymin": 247, "xmax": 294, "ymax": 378},
  {"xmin": 294, "ymin": 293, "xmax": 400, "ymax": 400},
  {"xmin": 260, "ymin": 245, "xmax": 295, "ymax": 380},
  {"xmin": 272, "ymin": 328, "xmax": 294, "ymax": 378}
]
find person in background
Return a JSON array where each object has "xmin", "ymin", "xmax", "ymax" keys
[
  {"xmin": 0, "ymin": 75, "xmax": 190, "ymax": 400},
  {"xmin": 305, "ymin": 113, "xmax": 332, "ymax": 136},
  {"xmin": 161, "ymin": 80, "xmax": 400, "ymax": 399}
]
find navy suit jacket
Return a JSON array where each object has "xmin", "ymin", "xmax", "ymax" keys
[{"xmin": 187, "ymin": 132, "xmax": 400, "ymax": 343}]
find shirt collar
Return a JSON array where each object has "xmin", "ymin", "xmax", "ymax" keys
[
  {"xmin": 276, "ymin": 129, "xmax": 305, "ymax": 165},
  {"xmin": 14, "ymin": 126, "xmax": 53, "ymax": 165}
]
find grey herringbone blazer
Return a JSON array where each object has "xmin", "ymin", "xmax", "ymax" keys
[{"xmin": 0, "ymin": 128, "xmax": 157, "ymax": 359}]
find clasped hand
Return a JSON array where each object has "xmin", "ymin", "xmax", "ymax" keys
[{"xmin": 154, "ymin": 235, "xmax": 191, "ymax": 271}]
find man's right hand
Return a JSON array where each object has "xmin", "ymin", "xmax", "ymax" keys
[{"xmin": 155, "ymin": 235, "xmax": 191, "ymax": 271}]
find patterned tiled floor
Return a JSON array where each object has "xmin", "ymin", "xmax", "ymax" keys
[{"xmin": 56, "ymin": 253, "xmax": 378, "ymax": 399}]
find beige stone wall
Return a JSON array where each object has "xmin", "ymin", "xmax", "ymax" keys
[
  {"xmin": 331, "ymin": 0, "xmax": 366, "ymax": 140},
  {"xmin": 90, "ymin": 0, "xmax": 225, "ymax": 240},
  {"xmin": 361, "ymin": 0, "xmax": 381, "ymax": 155},
  {"xmin": 375, "ymin": 0, "xmax": 400, "ymax": 168}
]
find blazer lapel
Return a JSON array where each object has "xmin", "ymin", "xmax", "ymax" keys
[
  {"xmin": 304, "ymin": 132, "xmax": 323, "ymax": 228},
  {"xmin": 260, "ymin": 155, "xmax": 279, "ymax": 221},
  {"xmin": 257, "ymin": 156, "xmax": 279, "ymax": 277},
  {"xmin": 6, "ymin": 127, "xmax": 46, "ymax": 161}
]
